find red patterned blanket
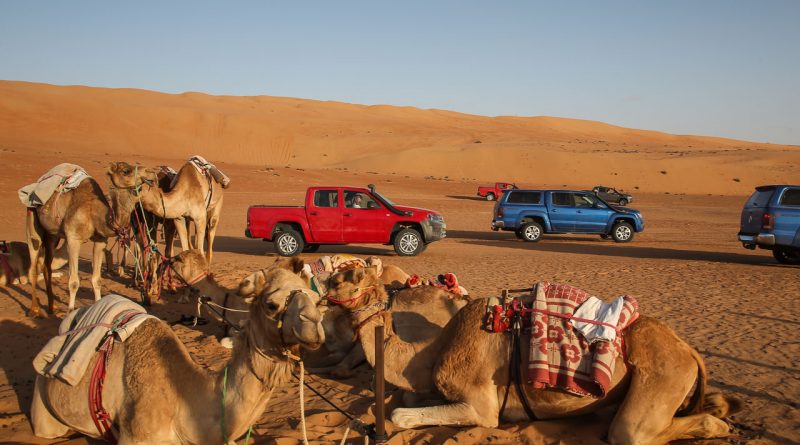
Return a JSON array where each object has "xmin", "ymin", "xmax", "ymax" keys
[{"xmin": 527, "ymin": 282, "xmax": 638, "ymax": 397}]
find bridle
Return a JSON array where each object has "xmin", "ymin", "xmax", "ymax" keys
[
  {"xmin": 106, "ymin": 165, "xmax": 155, "ymax": 241},
  {"xmin": 325, "ymin": 284, "xmax": 377, "ymax": 307}
]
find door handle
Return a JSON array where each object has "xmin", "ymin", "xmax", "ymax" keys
[
  {"xmin": 343, "ymin": 213, "xmax": 352, "ymax": 217},
  {"xmin": 577, "ymin": 210, "xmax": 582, "ymax": 213},
  {"xmin": 310, "ymin": 211, "xmax": 318, "ymax": 216}
]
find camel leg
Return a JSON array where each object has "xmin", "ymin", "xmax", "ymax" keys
[
  {"xmin": 193, "ymin": 213, "xmax": 208, "ymax": 256},
  {"xmin": 163, "ymin": 220, "xmax": 177, "ymax": 258},
  {"xmin": 31, "ymin": 376, "xmax": 70, "ymax": 439},
  {"xmin": 174, "ymin": 216, "xmax": 191, "ymax": 253},
  {"xmin": 205, "ymin": 212, "xmax": 219, "ymax": 265},
  {"xmin": 330, "ymin": 343, "xmax": 367, "ymax": 378},
  {"xmin": 91, "ymin": 240, "xmax": 107, "ymax": 302},
  {"xmin": 391, "ymin": 385, "xmax": 500, "ymax": 428},
  {"xmin": 42, "ymin": 236, "xmax": 58, "ymax": 314},
  {"xmin": 66, "ymin": 238, "xmax": 82, "ymax": 312},
  {"xmin": 27, "ymin": 220, "xmax": 44, "ymax": 317}
]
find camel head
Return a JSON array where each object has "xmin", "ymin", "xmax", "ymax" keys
[
  {"xmin": 105, "ymin": 161, "xmax": 160, "ymax": 227},
  {"xmin": 166, "ymin": 249, "xmax": 210, "ymax": 285},
  {"xmin": 239, "ymin": 258, "xmax": 325, "ymax": 351},
  {"xmin": 325, "ymin": 266, "xmax": 385, "ymax": 311}
]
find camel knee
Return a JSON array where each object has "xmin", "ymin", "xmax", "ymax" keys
[{"xmin": 31, "ymin": 377, "xmax": 70, "ymax": 439}]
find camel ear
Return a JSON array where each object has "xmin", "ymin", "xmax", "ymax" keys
[
  {"xmin": 272, "ymin": 257, "xmax": 305, "ymax": 275},
  {"xmin": 237, "ymin": 270, "xmax": 266, "ymax": 297},
  {"xmin": 107, "ymin": 162, "xmax": 118, "ymax": 175},
  {"xmin": 345, "ymin": 268, "xmax": 366, "ymax": 284}
]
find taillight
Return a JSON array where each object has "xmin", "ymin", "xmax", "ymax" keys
[
  {"xmin": 762, "ymin": 213, "xmax": 773, "ymax": 230},
  {"xmin": 496, "ymin": 208, "xmax": 504, "ymax": 219}
]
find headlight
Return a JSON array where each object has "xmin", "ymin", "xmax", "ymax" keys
[{"xmin": 427, "ymin": 213, "xmax": 444, "ymax": 223}]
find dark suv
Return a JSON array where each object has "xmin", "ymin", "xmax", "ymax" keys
[
  {"xmin": 591, "ymin": 186, "xmax": 633, "ymax": 206},
  {"xmin": 738, "ymin": 185, "xmax": 800, "ymax": 264}
]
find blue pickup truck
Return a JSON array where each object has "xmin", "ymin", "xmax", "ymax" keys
[
  {"xmin": 491, "ymin": 189, "xmax": 645, "ymax": 242},
  {"xmin": 738, "ymin": 185, "xmax": 800, "ymax": 264}
]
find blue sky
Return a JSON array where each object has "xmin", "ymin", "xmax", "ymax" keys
[{"xmin": 1, "ymin": 1, "xmax": 798, "ymax": 144}]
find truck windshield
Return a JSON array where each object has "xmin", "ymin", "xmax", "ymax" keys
[{"xmin": 371, "ymin": 190, "xmax": 395, "ymax": 206}]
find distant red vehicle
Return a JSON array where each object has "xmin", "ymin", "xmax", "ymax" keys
[
  {"xmin": 477, "ymin": 182, "xmax": 518, "ymax": 201},
  {"xmin": 245, "ymin": 185, "xmax": 446, "ymax": 257}
]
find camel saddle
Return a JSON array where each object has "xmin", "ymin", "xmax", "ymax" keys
[{"xmin": 18, "ymin": 163, "xmax": 91, "ymax": 208}]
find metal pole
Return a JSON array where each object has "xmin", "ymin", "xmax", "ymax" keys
[{"xmin": 373, "ymin": 325, "xmax": 388, "ymax": 444}]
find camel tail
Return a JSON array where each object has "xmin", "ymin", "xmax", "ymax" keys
[{"xmin": 682, "ymin": 347, "xmax": 707, "ymax": 415}]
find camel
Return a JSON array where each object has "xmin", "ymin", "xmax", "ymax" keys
[
  {"xmin": 322, "ymin": 267, "xmax": 468, "ymax": 399},
  {"xmin": 27, "ymin": 175, "xmax": 137, "ymax": 317},
  {"xmin": 0, "ymin": 240, "xmax": 68, "ymax": 287},
  {"xmin": 370, "ymin": 295, "xmax": 742, "ymax": 445},
  {"xmin": 31, "ymin": 257, "xmax": 325, "ymax": 444},
  {"xmin": 167, "ymin": 249, "xmax": 250, "ymax": 344},
  {"xmin": 107, "ymin": 160, "xmax": 224, "ymax": 265}
]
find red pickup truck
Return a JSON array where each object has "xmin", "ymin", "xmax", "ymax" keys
[
  {"xmin": 245, "ymin": 185, "xmax": 446, "ymax": 256},
  {"xmin": 477, "ymin": 182, "xmax": 517, "ymax": 201}
]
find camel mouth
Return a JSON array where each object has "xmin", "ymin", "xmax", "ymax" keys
[{"xmin": 292, "ymin": 324, "xmax": 325, "ymax": 351}]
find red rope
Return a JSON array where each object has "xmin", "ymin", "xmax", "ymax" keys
[{"xmin": 325, "ymin": 285, "xmax": 376, "ymax": 306}]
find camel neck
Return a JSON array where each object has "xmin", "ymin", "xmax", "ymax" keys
[{"xmin": 216, "ymin": 325, "xmax": 292, "ymax": 442}]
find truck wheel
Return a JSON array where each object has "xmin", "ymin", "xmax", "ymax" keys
[
  {"xmin": 619, "ymin": 198, "xmax": 628, "ymax": 206},
  {"xmin": 303, "ymin": 244, "xmax": 320, "ymax": 253},
  {"xmin": 773, "ymin": 248, "xmax": 800, "ymax": 265},
  {"xmin": 486, "ymin": 193, "xmax": 495, "ymax": 201},
  {"xmin": 520, "ymin": 222, "xmax": 543, "ymax": 242},
  {"xmin": 611, "ymin": 222, "xmax": 634, "ymax": 243},
  {"xmin": 274, "ymin": 230, "xmax": 304, "ymax": 256},
  {"xmin": 394, "ymin": 228, "xmax": 423, "ymax": 256}
]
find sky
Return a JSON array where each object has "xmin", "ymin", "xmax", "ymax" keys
[{"xmin": 1, "ymin": 1, "xmax": 798, "ymax": 144}]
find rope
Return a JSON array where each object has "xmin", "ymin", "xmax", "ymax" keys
[
  {"xmin": 298, "ymin": 359, "xmax": 310, "ymax": 445},
  {"xmin": 221, "ymin": 366, "xmax": 229, "ymax": 443}
]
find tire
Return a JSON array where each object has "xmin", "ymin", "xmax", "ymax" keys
[
  {"xmin": 486, "ymin": 193, "xmax": 496, "ymax": 201},
  {"xmin": 611, "ymin": 222, "xmax": 634, "ymax": 243},
  {"xmin": 273, "ymin": 229, "xmax": 304, "ymax": 256},
  {"xmin": 302, "ymin": 244, "xmax": 320, "ymax": 253},
  {"xmin": 394, "ymin": 228, "xmax": 424, "ymax": 256},
  {"xmin": 619, "ymin": 198, "xmax": 628, "ymax": 206},
  {"xmin": 515, "ymin": 230, "xmax": 526, "ymax": 240},
  {"xmin": 519, "ymin": 222, "xmax": 543, "ymax": 242},
  {"xmin": 773, "ymin": 248, "xmax": 800, "ymax": 265}
]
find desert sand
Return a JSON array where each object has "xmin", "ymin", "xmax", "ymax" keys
[{"xmin": 0, "ymin": 82, "xmax": 798, "ymax": 444}]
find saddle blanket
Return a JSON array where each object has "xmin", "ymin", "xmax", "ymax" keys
[
  {"xmin": 33, "ymin": 294, "xmax": 155, "ymax": 385},
  {"xmin": 528, "ymin": 282, "xmax": 638, "ymax": 397},
  {"xmin": 18, "ymin": 163, "xmax": 91, "ymax": 208},
  {"xmin": 188, "ymin": 155, "xmax": 231, "ymax": 188}
]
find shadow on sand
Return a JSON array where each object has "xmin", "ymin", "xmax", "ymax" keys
[
  {"xmin": 213, "ymin": 235, "xmax": 398, "ymax": 258},
  {"xmin": 445, "ymin": 230, "xmax": 783, "ymax": 266}
]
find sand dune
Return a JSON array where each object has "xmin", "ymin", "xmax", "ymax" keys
[{"xmin": 1, "ymin": 80, "xmax": 797, "ymax": 194}]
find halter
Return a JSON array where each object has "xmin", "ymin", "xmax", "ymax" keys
[
  {"xmin": 106, "ymin": 165, "xmax": 154, "ymax": 241},
  {"xmin": 325, "ymin": 285, "xmax": 377, "ymax": 306},
  {"xmin": 351, "ymin": 301, "xmax": 388, "ymax": 339}
]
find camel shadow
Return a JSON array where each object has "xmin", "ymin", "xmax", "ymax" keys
[{"xmin": 0, "ymin": 318, "xmax": 60, "ymax": 425}]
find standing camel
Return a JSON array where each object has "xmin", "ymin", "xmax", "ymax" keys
[
  {"xmin": 107, "ymin": 160, "xmax": 224, "ymax": 265},
  {"xmin": 31, "ymin": 257, "xmax": 324, "ymax": 444},
  {"xmin": 26, "ymin": 174, "xmax": 137, "ymax": 317}
]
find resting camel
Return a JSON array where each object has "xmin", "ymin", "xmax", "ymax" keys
[
  {"xmin": 31, "ymin": 257, "xmax": 324, "ymax": 444},
  {"xmin": 323, "ymin": 267, "xmax": 468, "ymax": 400},
  {"xmin": 167, "ymin": 249, "xmax": 250, "ymax": 345},
  {"xmin": 27, "ymin": 175, "xmax": 137, "ymax": 317},
  {"xmin": 372, "ymin": 296, "xmax": 740, "ymax": 445},
  {"xmin": 107, "ymin": 160, "xmax": 224, "ymax": 265}
]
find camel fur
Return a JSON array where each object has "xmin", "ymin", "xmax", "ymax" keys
[
  {"xmin": 31, "ymin": 257, "xmax": 324, "ymax": 444},
  {"xmin": 107, "ymin": 160, "xmax": 224, "ymax": 266},
  {"xmin": 323, "ymin": 267, "xmax": 468, "ymax": 394},
  {"xmin": 387, "ymin": 297, "xmax": 743, "ymax": 445},
  {"xmin": 27, "ymin": 175, "xmax": 137, "ymax": 317}
]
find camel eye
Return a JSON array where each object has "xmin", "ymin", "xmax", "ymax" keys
[
  {"xmin": 266, "ymin": 302, "xmax": 280, "ymax": 312},
  {"xmin": 122, "ymin": 168, "xmax": 131, "ymax": 175}
]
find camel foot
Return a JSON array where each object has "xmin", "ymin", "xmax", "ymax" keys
[
  {"xmin": 28, "ymin": 307, "xmax": 44, "ymax": 318},
  {"xmin": 219, "ymin": 337, "xmax": 234, "ymax": 349},
  {"xmin": 330, "ymin": 364, "xmax": 356, "ymax": 379}
]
